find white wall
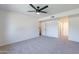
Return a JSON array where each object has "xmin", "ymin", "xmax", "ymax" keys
[
  {"xmin": 69, "ymin": 14, "xmax": 79, "ymax": 42},
  {"xmin": 0, "ymin": 10, "xmax": 38, "ymax": 46},
  {"xmin": 0, "ymin": 10, "xmax": 8, "ymax": 46},
  {"xmin": 41, "ymin": 20, "xmax": 58, "ymax": 38}
]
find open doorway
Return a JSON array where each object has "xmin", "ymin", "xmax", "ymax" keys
[
  {"xmin": 41, "ymin": 20, "xmax": 58, "ymax": 38},
  {"xmin": 38, "ymin": 16, "xmax": 68, "ymax": 41}
]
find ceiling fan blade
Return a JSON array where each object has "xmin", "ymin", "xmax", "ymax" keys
[
  {"xmin": 39, "ymin": 5, "xmax": 48, "ymax": 11},
  {"xmin": 28, "ymin": 11, "xmax": 36, "ymax": 12},
  {"xmin": 40, "ymin": 11, "xmax": 47, "ymax": 13},
  {"xmin": 29, "ymin": 4, "xmax": 37, "ymax": 10}
]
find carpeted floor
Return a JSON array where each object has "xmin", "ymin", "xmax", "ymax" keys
[{"xmin": 0, "ymin": 36, "xmax": 79, "ymax": 54}]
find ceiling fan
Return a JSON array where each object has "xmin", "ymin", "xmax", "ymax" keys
[{"xmin": 28, "ymin": 4, "xmax": 48, "ymax": 14}]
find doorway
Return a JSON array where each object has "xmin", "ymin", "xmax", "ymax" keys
[
  {"xmin": 41, "ymin": 20, "xmax": 58, "ymax": 38},
  {"xmin": 39, "ymin": 16, "xmax": 68, "ymax": 40}
]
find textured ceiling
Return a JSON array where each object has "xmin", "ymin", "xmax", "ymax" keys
[{"xmin": 0, "ymin": 4, "xmax": 79, "ymax": 19}]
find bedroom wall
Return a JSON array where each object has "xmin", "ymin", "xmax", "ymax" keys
[
  {"xmin": 0, "ymin": 10, "xmax": 38, "ymax": 46},
  {"xmin": 69, "ymin": 14, "xmax": 79, "ymax": 42}
]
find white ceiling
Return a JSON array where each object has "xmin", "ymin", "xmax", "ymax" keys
[{"xmin": 0, "ymin": 4, "xmax": 79, "ymax": 19}]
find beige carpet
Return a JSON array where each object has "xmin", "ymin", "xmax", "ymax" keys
[{"xmin": 0, "ymin": 36, "xmax": 79, "ymax": 54}]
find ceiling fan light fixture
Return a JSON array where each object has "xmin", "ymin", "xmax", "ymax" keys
[{"xmin": 36, "ymin": 12, "xmax": 40, "ymax": 15}]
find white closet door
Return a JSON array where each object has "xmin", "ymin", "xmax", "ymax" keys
[{"xmin": 41, "ymin": 20, "xmax": 58, "ymax": 38}]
